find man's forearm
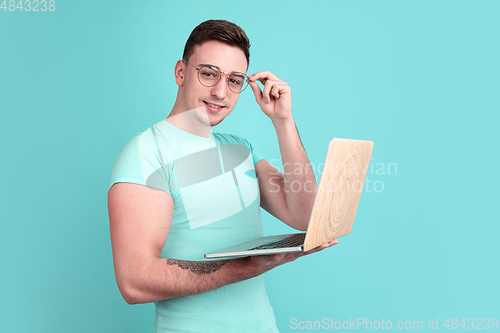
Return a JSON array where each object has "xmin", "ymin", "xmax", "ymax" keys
[
  {"xmin": 122, "ymin": 257, "xmax": 262, "ymax": 304},
  {"xmin": 273, "ymin": 118, "xmax": 318, "ymax": 230}
]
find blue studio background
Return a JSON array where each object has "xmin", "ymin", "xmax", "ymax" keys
[{"xmin": 1, "ymin": 1, "xmax": 499, "ymax": 332}]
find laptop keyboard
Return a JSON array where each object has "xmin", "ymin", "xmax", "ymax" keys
[{"xmin": 248, "ymin": 233, "xmax": 306, "ymax": 251}]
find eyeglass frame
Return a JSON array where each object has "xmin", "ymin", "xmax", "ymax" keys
[{"xmin": 182, "ymin": 59, "xmax": 249, "ymax": 93}]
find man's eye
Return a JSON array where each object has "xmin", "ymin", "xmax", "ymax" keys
[{"xmin": 230, "ymin": 79, "xmax": 242, "ymax": 86}]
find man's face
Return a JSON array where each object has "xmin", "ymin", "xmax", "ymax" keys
[{"xmin": 178, "ymin": 40, "xmax": 248, "ymax": 127}]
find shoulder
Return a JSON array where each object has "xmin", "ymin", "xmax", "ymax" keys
[
  {"xmin": 109, "ymin": 126, "xmax": 160, "ymax": 175},
  {"xmin": 213, "ymin": 132, "xmax": 265, "ymax": 166},
  {"xmin": 213, "ymin": 132, "xmax": 253, "ymax": 147},
  {"xmin": 113, "ymin": 127, "xmax": 158, "ymax": 161},
  {"xmin": 112, "ymin": 133, "xmax": 142, "ymax": 163}
]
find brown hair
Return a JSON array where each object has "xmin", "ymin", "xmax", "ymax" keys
[{"xmin": 182, "ymin": 19, "xmax": 250, "ymax": 66}]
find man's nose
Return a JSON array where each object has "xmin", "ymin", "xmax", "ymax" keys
[{"xmin": 211, "ymin": 75, "xmax": 228, "ymax": 99}]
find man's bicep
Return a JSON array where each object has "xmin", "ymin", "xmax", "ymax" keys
[
  {"xmin": 107, "ymin": 183, "xmax": 173, "ymax": 286},
  {"xmin": 255, "ymin": 159, "xmax": 294, "ymax": 225}
]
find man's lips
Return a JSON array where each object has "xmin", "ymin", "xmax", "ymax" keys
[
  {"xmin": 203, "ymin": 101, "xmax": 226, "ymax": 108},
  {"xmin": 203, "ymin": 101, "xmax": 227, "ymax": 112}
]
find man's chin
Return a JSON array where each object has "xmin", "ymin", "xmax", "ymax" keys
[
  {"xmin": 203, "ymin": 113, "xmax": 225, "ymax": 127},
  {"xmin": 193, "ymin": 111, "xmax": 225, "ymax": 127},
  {"xmin": 208, "ymin": 117, "xmax": 224, "ymax": 127}
]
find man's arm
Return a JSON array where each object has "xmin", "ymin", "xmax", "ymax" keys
[
  {"xmin": 248, "ymin": 71, "xmax": 318, "ymax": 231},
  {"xmin": 108, "ymin": 182, "xmax": 257, "ymax": 304},
  {"xmin": 108, "ymin": 182, "xmax": 334, "ymax": 305},
  {"xmin": 255, "ymin": 119, "xmax": 318, "ymax": 231},
  {"xmin": 273, "ymin": 118, "xmax": 318, "ymax": 230}
]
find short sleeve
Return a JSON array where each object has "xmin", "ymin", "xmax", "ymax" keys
[
  {"xmin": 239, "ymin": 137, "xmax": 265, "ymax": 166},
  {"xmin": 108, "ymin": 132, "xmax": 172, "ymax": 194}
]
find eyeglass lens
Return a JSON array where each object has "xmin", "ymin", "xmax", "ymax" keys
[{"xmin": 198, "ymin": 66, "xmax": 248, "ymax": 92}]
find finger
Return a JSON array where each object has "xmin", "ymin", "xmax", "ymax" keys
[
  {"xmin": 321, "ymin": 239, "xmax": 339, "ymax": 248},
  {"xmin": 255, "ymin": 78, "xmax": 282, "ymax": 87},
  {"xmin": 271, "ymin": 85, "xmax": 280, "ymax": 100},
  {"xmin": 274, "ymin": 253, "xmax": 286, "ymax": 261},
  {"xmin": 268, "ymin": 253, "xmax": 286, "ymax": 265},
  {"xmin": 262, "ymin": 81, "xmax": 273, "ymax": 103},
  {"xmin": 248, "ymin": 71, "xmax": 281, "ymax": 83},
  {"xmin": 262, "ymin": 81, "xmax": 288, "ymax": 102},
  {"xmin": 248, "ymin": 78, "xmax": 282, "ymax": 89},
  {"xmin": 270, "ymin": 84, "xmax": 290, "ymax": 100},
  {"xmin": 247, "ymin": 80, "xmax": 263, "ymax": 104},
  {"xmin": 322, "ymin": 239, "xmax": 339, "ymax": 248},
  {"xmin": 304, "ymin": 246, "xmax": 324, "ymax": 255},
  {"xmin": 304, "ymin": 239, "xmax": 339, "ymax": 255}
]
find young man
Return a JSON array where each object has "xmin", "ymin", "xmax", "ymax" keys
[{"xmin": 107, "ymin": 19, "xmax": 338, "ymax": 332}]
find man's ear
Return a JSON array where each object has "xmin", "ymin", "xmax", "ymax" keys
[{"xmin": 174, "ymin": 60, "xmax": 186, "ymax": 86}]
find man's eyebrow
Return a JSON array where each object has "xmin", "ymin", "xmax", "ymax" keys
[{"xmin": 198, "ymin": 63, "xmax": 246, "ymax": 74}]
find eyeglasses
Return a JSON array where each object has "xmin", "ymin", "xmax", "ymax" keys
[{"xmin": 182, "ymin": 59, "xmax": 249, "ymax": 93}]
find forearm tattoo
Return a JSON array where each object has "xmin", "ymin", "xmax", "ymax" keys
[{"xmin": 166, "ymin": 259, "xmax": 230, "ymax": 275}]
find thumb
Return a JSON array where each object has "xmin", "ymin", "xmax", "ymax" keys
[
  {"xmin": 248, "ymin": 80, "xmax": 263, "ymax": 104},
  {"xmin": 273, "ymin": 253, "xmax": 286, "ymax": 261}
]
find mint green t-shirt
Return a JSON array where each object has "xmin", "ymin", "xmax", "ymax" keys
[{"xmin": 108, "ymin": 119, "xmax": 279, "ymax": 333}]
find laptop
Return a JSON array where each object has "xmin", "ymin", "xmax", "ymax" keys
[{"xmin": 204, "ymin": 138, "xmax": 374, "ymax": 259}]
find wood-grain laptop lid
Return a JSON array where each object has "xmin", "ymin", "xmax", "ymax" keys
[{"xmin": 303, "ymin": 138, "xmax": 374, "ymax": 251}]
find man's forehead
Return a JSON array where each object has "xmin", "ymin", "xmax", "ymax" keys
[{"xmin": 190, "ymin": 41, "xmax": 248, "ymax": 73}]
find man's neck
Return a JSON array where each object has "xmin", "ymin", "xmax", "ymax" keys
[{"xmin": 165, "ymin": 106, "xmax": 212, "ymax": 138}]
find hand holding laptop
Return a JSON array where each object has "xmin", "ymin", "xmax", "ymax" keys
[{"xmin": 250, "ymin": 238, "xmax": 339, "ymax": 269}]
